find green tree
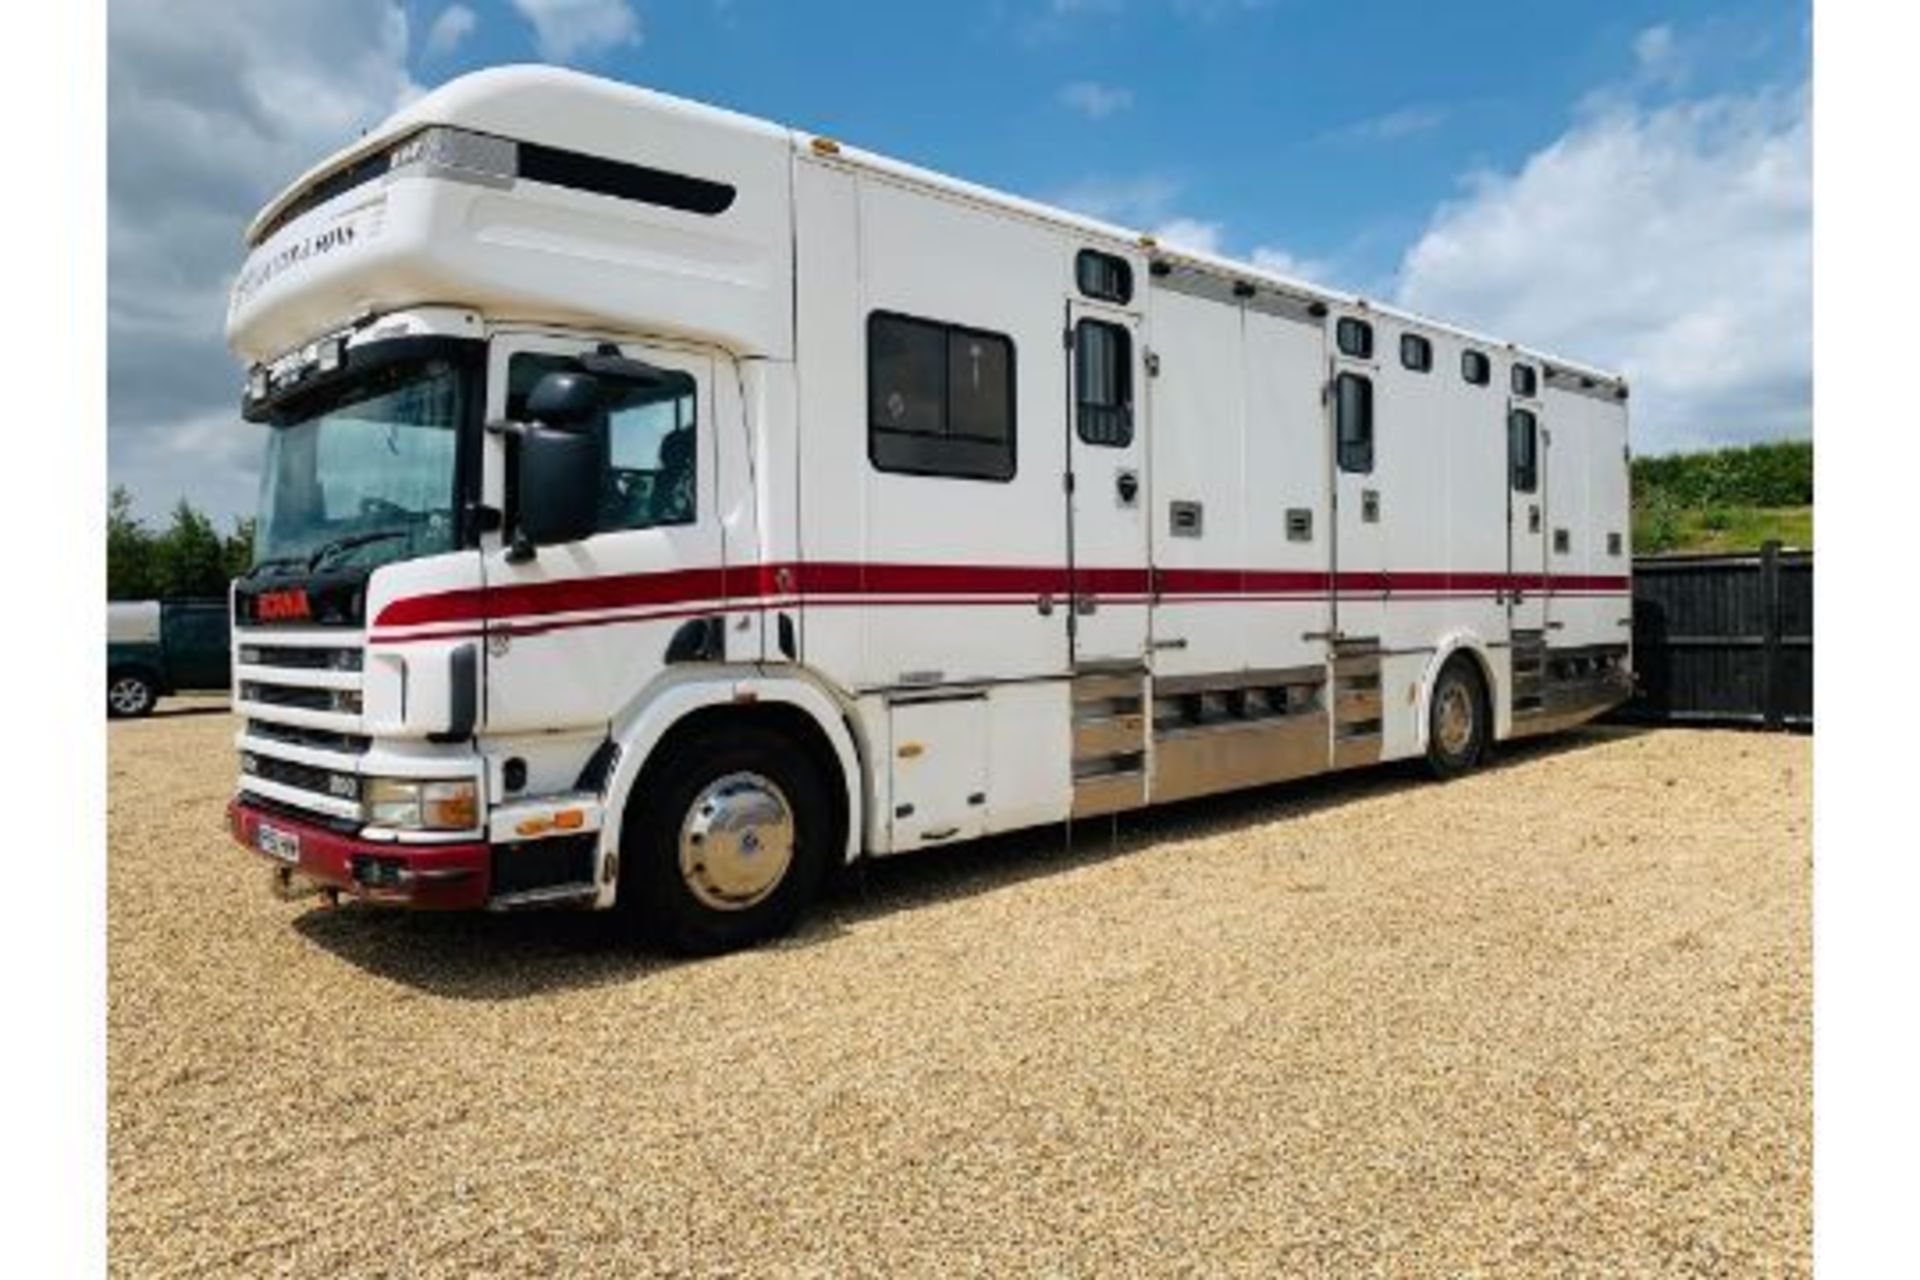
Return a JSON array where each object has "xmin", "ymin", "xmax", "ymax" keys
[
  {"xmin": 106, "ymin": 486, "xmax": 157, "ymax": 601},
  {"xmin": 223, "ymin": 516, "xmax": 256, "ymax": 582},
  {"xmin": 151, "ymin": 500, "xmax": 231, "ymax": 598}
]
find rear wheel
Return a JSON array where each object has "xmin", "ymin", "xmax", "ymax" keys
[
  {"xmin": 1426, "ymin": 655, "xmax": 1488, "ymax": 779},
  {"xmin": 619, "ymin": 723, "xmax": 831, "ymax": 955},
  {"xmin": 107, "ymin": 671, "xmax": 157, "ymax": 719}
]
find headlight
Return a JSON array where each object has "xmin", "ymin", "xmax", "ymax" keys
[{"xmin": 364, "ymin": 777, "xmax": 479, "ymax": 831}]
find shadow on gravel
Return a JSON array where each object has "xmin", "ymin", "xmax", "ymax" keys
[
  {"xmin": 147, "ymin": 701, "xmax": 233, "ymax": 720},
  {"xmin": 292, "ymin": 725, "xmax": 1648, "ymax": 1002}
]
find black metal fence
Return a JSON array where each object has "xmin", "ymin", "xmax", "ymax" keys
[{"xmin": 1614, "ymin": 542, "xmax": 1811, "ymax": 729}]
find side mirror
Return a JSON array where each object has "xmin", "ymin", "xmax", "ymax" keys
[
  {"xmin": 526, "ymin": 370, "xmax": 605, "ymax": 430},
  {"xmin": 515, "ymin": 371, "xmax": 607, "ymax": 552}
]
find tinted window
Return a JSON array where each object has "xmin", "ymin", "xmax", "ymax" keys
[
  {"xmin": 1512, "ymin": 363, "xmax": 1538, "ymax": 397},
  {"xmin": 1508, "ymin": 408, "xmax": 1538, "ymax": 493},
  {"xmin": 868, "ymin": 313, "xmax": 1016, "ymax": 481},
  {"xmin": 1336, "ymin": 317, "xmax": 1374, "ymax": 360},
  {"xmin": 1075, "ymin": 319, "xmax": 1133, "ymax": 447},
  {"xmin": 1400, "ymin": 333, "xmax": 1432, "ymax": 372},
  {"xmin": 508, "ymin": 353, "xmax": 699, "ymax": 531},
  {"xmin": 1462, "ymin": 349, "xmax": 1491, "ymax": 385},
  {"xmin": 1335, "ymin": 372, "xmax": 1373, "ymax": 473},
  {"xmin": 1075, "ymin": 249, "xmax": 1133, "ymax": 305}
]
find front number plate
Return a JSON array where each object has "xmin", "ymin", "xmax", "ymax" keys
[{"xmin": 255, "ymin": 821, "xmax": 301, "ymax": 865}]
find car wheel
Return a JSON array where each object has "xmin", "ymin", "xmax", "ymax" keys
[
  {"xmin": 108, "ymin": 672, "xmax": 158, "ymax": 719},
  {"xmin": 619, "ymin": 722, "xmax": 831, "ymax": 955},
  {"xmin": 1426, "ymin": 655, "xmax": 1488, "ymax": 780}
]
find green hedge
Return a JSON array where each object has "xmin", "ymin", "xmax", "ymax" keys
[{"xmin": 1631, "ymin": 440, "xmax": 1811, "ymax": 509}]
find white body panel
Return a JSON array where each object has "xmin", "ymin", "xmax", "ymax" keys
[{"xmin": 226, "ymin": 67, "xmax": 1632, "ymax": 905}]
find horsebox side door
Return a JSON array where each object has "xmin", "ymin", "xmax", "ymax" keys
[{"xmin": 1066, "ymin": 296, "xmax": 1149, "ymax": 668}]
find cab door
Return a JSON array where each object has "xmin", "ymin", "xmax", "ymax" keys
[
  {"xmin": 479, "ymin": 332, "xmax": 730, "ymax": 735},
  {"xmin": 1067, "ymin": 299, "xmax": 1149, "ymax": 666}
]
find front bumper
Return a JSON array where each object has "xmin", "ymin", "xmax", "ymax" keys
[{"xmin": 228, "ymin": 798, "xmax": 490, "ymax": 910}]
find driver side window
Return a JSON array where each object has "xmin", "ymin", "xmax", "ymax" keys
[{"xmin": 506, "ymin": 353, "xmax": 699, "ymax": 532}]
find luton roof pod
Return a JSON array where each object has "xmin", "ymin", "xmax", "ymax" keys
[{"xmin": 226, "ymin": 66, "xmax": 798, "ymax": 368}]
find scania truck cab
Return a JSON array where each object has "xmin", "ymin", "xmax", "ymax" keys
[
  {"xmin": 225, "ymin": 67, "xmax": 1631, "ymax": 954},
  {"xmin": 226, "ymin": 68, "xmax": 862, "ymax": 953}
]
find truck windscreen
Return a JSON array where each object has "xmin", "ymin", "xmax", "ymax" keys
[{"xmin": 251, "ymin": 357, "xmax": 466, "ymax": 575}]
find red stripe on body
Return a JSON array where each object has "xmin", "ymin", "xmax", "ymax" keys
[{"xmin": 370, "ymin": 560, "xmax": 1630, "ymax": 637}]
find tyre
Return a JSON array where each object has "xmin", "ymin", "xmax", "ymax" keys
[
  {"xmin": 619, "ymin": 722, "xmax": 832, "ymax": 955},
  {"xmin": 107, "ymin": 671, "xmax": 158, "ymax": 719},
  {"xmin": 1425, "ymin": 655, "xmax": 1488, "ymax": 780}
]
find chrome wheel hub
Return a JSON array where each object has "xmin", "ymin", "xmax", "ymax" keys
[
  {"xmin": 109, "ymin": 677, "xmax": 150, "ymax": 715},
  {"xmin": 678, "ymin": 772, "xmax": 795, "ymax": 911},
  {"xmin": 1436, "ymin": 681, "xmax": 1475, "ymax": 757}
]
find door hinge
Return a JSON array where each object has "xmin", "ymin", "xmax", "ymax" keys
[
  {"xmin": 1063, "ymin": 327, "xmax": 1074, "ymax": 350},
  {"xmin": 1144, "ymin": 348, "xmax": 1161, "ymax": 378},
  {"xmin": 1063, "ymin": 471, "xmax": 1076, "ymax": 494}
]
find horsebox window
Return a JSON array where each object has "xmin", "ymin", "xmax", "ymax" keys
[
  {"xmin": 1512, "ymin": 363, "xmax": 1539, "ymax": 397},
  {"xmin": 1508, "ymin": 407, "xmax": 1539, "ymax": 494},
  {"xmin": 1335, "ymin": 372, "xmax": 1374, "ymax": 474},
  {"xmin": 1075, "ymin": 319, "xmax": 1133, "ymax": 447},
  {"xmin": 1400, "ymin": 333, "xmax": 1433, "ymax": 373},
  {"xmin": 1075, "ymin": 249, "xmax": 1133, "ymax": 305},
  {"xmin": 868, "ymin": 312, "xmax": 1017, "ymax": 482},
  {"xmin": 1462, "ymin": 349, "xmax": 1491, "ymax": 386},
  {"xmin": 1336, "ymin": 317, "xmax": 1374, "ymax": 360}
]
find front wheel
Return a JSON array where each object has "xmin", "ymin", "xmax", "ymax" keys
[
  {"xmin": 1426, "ymin": 656, "xmax": 1489, "ymax": 780},
  {"xmin": 107, "ymin": 671, "xmax": 157, "ymax": 719},
  {"xmin": 619, "ymin": 723, "xmax": 831, "ymax": 955}
]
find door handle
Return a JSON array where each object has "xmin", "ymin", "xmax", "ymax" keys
[
  {"xmin": 1036, "ymin": 594, "xmax": 1055, "ymax": 617},
  {"xmin": 1075, "ymin": 595, "xmax": 1098, "ymax": 616},
  {"xmin": 1149, "ymin": 637, "xmax": 1188, "ymax": 651}
]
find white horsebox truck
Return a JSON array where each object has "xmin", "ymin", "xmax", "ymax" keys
[{"xmin": 224, "ymin": 67, "xmax": 1631, "ymax": 953}]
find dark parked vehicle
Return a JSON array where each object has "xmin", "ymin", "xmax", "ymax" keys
[{"xmin": 107, "ymin": 599, "xmax": 231, "ymax": 717}]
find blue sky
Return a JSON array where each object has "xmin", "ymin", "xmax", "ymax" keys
[
  {"xmin": 410, "ymin": 0, "xmax": 1808, "ymax": 292},
  {"xmin": 108, "ymin": 0, "xmax": 1811, "ymax": 522}
]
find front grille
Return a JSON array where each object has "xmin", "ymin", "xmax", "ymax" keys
[
  {"xmin": 240, "ymin": 682, "xmax": 359, "ymax": 714},
  {"xmin": 239, "ymin": 644, "xmax": 362, "ymax": 672},
  {"xmin": 246, "ymin": 719, "xmax": 372, "ymax": 755},
  {"xmin": 241, "ymin": 752, "xmax": 359, "ymax": 802}
]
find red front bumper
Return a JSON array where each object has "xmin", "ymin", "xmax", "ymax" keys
[{"xmin": 228, "ymin": 799, "xmax": 491, "ymax": 910}]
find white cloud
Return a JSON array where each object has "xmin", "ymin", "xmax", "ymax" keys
[
  {"xmin": 1249, "ymin": 245, "xmax": 1331, "ymax": 284},
  {"xmin": 1043, "ymin": 173, "xmax": 1181, "ymax": 226},
  {"xmin": 1395, "ymin": 81, "xmax": 1810, "ymax": 452},
  {"xmin": 1058, "ymin": 80, "xmax": 1133, "ymax": 120},
  {"xmin": 108, "ymin": 0, "xmax": 420, "ymax": 521},
  {"xmin": 510, "ymin": 0, "xmax": 641, "ymax": 64},
  {"xmin": 425, "ymin": 4, "xmax": 478, "ymax": 58},
  {"xmin": 1633, "ymin": 24, "xmax": 1685, "ymax": 87},
  {"xmin": 1044, "ymin": 175, "xmax": 1334, "ymax": 284},
  {"xmin": 1327, "ymin": 105, "xmax": 1446, "ymax": 143},
  {"xmin": 1151, "ymin": 217, "xmax": 1224, "ymax": 255}
]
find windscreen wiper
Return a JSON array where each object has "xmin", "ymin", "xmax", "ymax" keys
[{"xmin": 306, "ymin": 529, "xmax": 408, "ymax": 572}]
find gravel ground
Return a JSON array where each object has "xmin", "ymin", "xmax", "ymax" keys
[{"xmin": 109, "ymin": 698, "xmax": 1810, "ymax": 1277}]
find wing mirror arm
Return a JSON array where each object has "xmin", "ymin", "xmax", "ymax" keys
[{"xmin": 483, "ymin": 419, "xmax": 537, "ymax": 562}]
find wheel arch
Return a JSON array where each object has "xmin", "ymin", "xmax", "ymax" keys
[
  {"xmin": 1413, "ymin": 632, "xmax": 1500, "ymax": 753},
  {"xmin": 597, "ymin": 669, "xmax": 865, "ymax": 905}
]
